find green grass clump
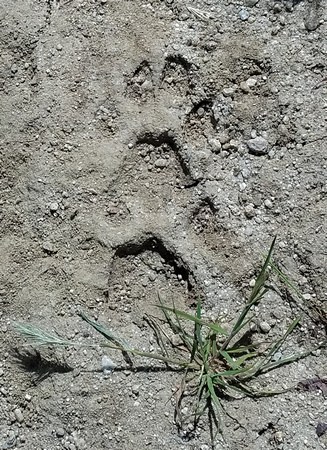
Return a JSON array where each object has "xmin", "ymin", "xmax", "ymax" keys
[{"xmin": 14, "ymin": 238, "xmax": 326, "ymax": 442}]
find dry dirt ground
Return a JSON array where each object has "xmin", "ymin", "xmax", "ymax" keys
[{"xmin": 1, "ymin": 0, "xmax": 327, "ymax": 449}]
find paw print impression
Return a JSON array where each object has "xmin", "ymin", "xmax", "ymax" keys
[{"xmin": 114, "ymin": 131, "xmax": 194, "ymax": 214}]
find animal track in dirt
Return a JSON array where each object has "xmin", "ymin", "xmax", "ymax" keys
[
  {"xmin": 190, "ymin": 197, "xmax": 252, "ymax": 285},
  {"xmin": 114, "ymin": 233, "xmax": 196, "ymax": 291},
  {"xmin": 108, "ymin": 130, "xmax": 197, "ymax": 214},
  {"xmin": 190, "ymin": 198, "xmax": 238, "ymax": 253},
  {"xmin": 106, "ymin": 233, "xmax": 199, "ymax": 331},
  {"xmin": 125, "ymin": 60, "xmax": 154, "ymax": 102},
  {"xmin": 160, "ymin": 54, "xmax": 196, "ymax": 97},
  {"xmin": 230, "ymin": 56, "xmax": 272, "ymax": 83},
  {"xmin": 191, "ymin": 197, "xmax": 218, "ymax": 235},
  {"xmin": 182, "ymin": 99, "xmax": 216, "ymax": 148}
]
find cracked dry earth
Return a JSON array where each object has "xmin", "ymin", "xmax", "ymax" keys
[{"xmin": 0, "ymin": 0, "xmax": 327, "ymax": 449}]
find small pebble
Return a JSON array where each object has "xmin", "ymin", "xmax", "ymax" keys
[
  {"xmin": 208, "ymin": 138, "xmax": 221, "ymax": 153},
  {"xmin": 316, "ymin": 422, "xmax": 327, "ymax": 437},
  {"xmin": 244, "ymin": 204, "xmax": 255, "ymax": 219},
  {"xmin": 247, "ymin": 136, "xmax": 268, "ymax": 155},
  {"xmin": 132, "ymin": 384, "xmax": 140, "ymax": 395},
  {"xmin": 260, "ymin": 321, "xmax": 271, "ymax": 333},
  {"xmin": 49, "ymin": 202, "xmax": 59, "ymax": 212},
  {"xmin": 101, "ymin": 356, "xmax": 117, "ymax": 374},
  {"xmin": 240, "ymin": 78, "xmax": 257, "ymax": 93},
  {"xmin": 56, "ymin": 427, "xmax": 65, "ymax": 438},
  {"xmin": 275, "ymin": 431, "xmax": 284, "ymax": 443},
  {"xmin": 154, "ymin": 158, "xmax": 167, "ymax": 168},
  {"xmin": 14, "ymin": 408, "xmax": 24, "ymax": 423},
  {"xmin": 141, "ymin": 80, "xmax": 152, "ymax": 91},
  {"xmin": 197, "ymin": 107, "xmax": 205, "ymax": 117},
  {"xmin": 148, "ymin": 272, "xmax": 157, "ymax": 281},
  {"xmin": 238, "ymin": 9, "xmax": 249, "ymax": 20},
  {"xmin": 272, "ymin": 351, "xmax": 282, "ymax": 362},
  {"xmin": 244, "ymin": 226, "xmax": 253, "ymax": 236},
  {"xmin": 6, "ymin": 430, "xmax": 16, "ymax": 446},
  {"xmin": 305, "ymin": 13, "xmax": 319, "ymax": 32},
  {"xmin": 273, "ymin": 3, "xmax": 283, "ymax": 13},
  {"xmin": 222, "ymin": 87, "xmax": 235, "ymax": 97},
  {"xmin": 42, "ymin": 241, "xmax": 57, "ymax": 254},
  {"xmin": 229, "ymin": 139, "xmax": 239, "ymax": 150},
  {"xmin": 264, "ymin": 199, "xmax": 273, "ymax": 209},
  {"xmin": 0, "ymin": 387, "xmax": 7, "ymax": 396}
]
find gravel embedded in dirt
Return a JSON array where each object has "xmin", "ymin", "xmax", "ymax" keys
[{"xmin": 1, "ymin": 0, "xmax": 327, "ymax": 449}]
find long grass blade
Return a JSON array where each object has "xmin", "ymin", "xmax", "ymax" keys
[
  {"xmin": 207, "ymin": 374, "xmax": 222, "ymax": 434},
  {"xmin": 220, "ymin": 240, "xmax": 275, "ymax": 352},
  {"xmin": 255, "ymin": 338, "xmax": 327, "ymax": 374},
  {"xmin": 79, "ymin": 310, "xmax": 132, "ymax": 349},
  {"xmin": 172, "ymin": 302, "xmax": 195, "ymax": 352},
  {"xmin": 190, "ymin": 298, "xmax": 203, "ymax": 362},
  {"xmin": 144, "ymin": 314, "xmax": 169, "ymax": 357},
  {"xmin": 196, "ymin": 297, "xmax": 203, "ymax": 347},
  {"xmin": 249, "ymin": 237, "xmax": 276, "ymax": 303},
  {"xmin": 158, "ymin": 295, "xmax": 194, "ymax": 352},
  {"xmin": 213, "ymin": 367, "xmax": 249, "ymax": 377},
  {"xmin": 266, "ymin": 259, "xmax": 305, "ymax": 300},
  {"xmin": 233, "ymin": 352, "xmax": 257, "ymax": 368},
  {"xmin": 158, "ymin": 305, "xmax": 227, "ymax": 335},
  {"xmin": 250, "ymin": 315, "xmax": 302, "ymax": 375},
  {"xmin": 220, "ymin": 350, "xmax": 235, "ymax": 367},
  {"xmin": 174, "ymin": 374, "xmax": 186, "ymax": 426},
  {"xmin": 194, "ymin": 374, "xmax": 207, "ymax": 422}
]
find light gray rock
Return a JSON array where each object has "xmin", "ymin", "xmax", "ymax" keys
[
  {"xmin": 260, "ymin": 321, "xmax": 271, "ymax": 333},
  {"xmin": 101, "ymin": 356, "xmax": 117, "ymax": 374},
  {"xmin": 14, "ymin": 408, "xmax": 24, "ymax": 423},
  {"xmin": 132, "ymin": 384, "xmax": 140, "ymax": 395},
  {"xmin": 240, "ymin": 77, "xmax": 257, "ymax": 93},
  {"xmin": 154, "ymin": 158, "xmax": 167, "ymax": 168},
  {"xmin": 264, "ymin": 199, "xmax": 273, "ymax": 209},
  {"xmin": 272, "ymin": 351, "xmax": 282, "ymax": 362},
  {"xmin": 222, "ymin": 87, "xmax": 235, "ymax": 97},
  {"xmin": 244, "ymin": 204, "xmax": 255, "ymax": 218},
  {"xmin": 50, "ymin": 202, "xmax": 59, "ymax": 212},
  {"xmin": 247, "ymin": 136, "xmax": 268, "ymax": 155},
  {"xmin": 42, "ymin": 241, "xmax": 57, "ymax": 254},
  {"xmin": 238, "ymin": 9, "xmax": 249, "ymax": 20},
  {"xmin": 208, "ymin": 138, "xmax": 221, "ymax": 153},
  {"xmin": 56, "ymin": 428, "xmax": 65, "ymax": 437}
]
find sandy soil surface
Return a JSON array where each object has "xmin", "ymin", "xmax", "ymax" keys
[{"xmin": 0, "ymin": 0, "xmax": 327, "ymax": 448}]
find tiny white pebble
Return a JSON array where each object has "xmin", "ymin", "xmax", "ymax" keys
[
  {"xmin": 249, "ymin": 279, "xmax": 256, "ymax": 287},
  {"xmin": 102, "ymin": 356, "xmax": 116, "ymax": 374}
]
